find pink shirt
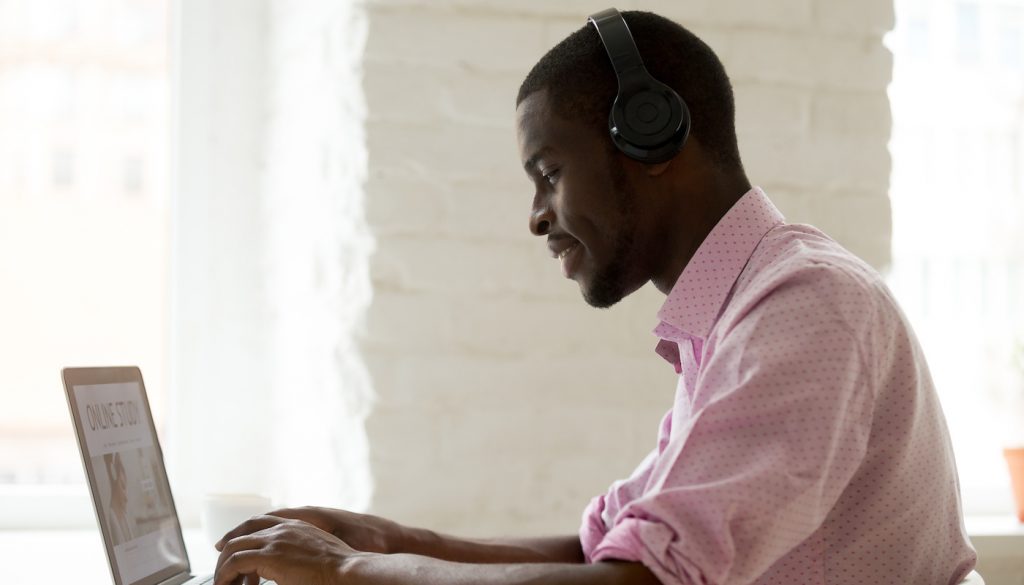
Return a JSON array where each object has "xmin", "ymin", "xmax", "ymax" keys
[{"xmin": 580, "ymin": 188, "xmax": 976, "ymax": 584}]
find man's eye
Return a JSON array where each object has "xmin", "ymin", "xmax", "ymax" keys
[{"xmin": 543, "ymin": 170, "xmax": 560, "ymax": 186}]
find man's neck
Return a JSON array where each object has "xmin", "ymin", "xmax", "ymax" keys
[{"xmin": 650, "ymin": 174, "xmax": 750, "ymax": 295}]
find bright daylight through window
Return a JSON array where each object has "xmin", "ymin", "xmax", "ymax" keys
[
  {"xmin": 887, "ymin": 0, "xmax": 1024, "ymax": 514},
  {"xmin": 0, "ymin": 0, "xmax": 170, "ymax": 525}
]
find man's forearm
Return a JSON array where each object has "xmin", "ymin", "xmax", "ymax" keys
[
  {"xmin": 396, "ymin": 528, "xmax": 584, "ymax": 564},
  {"xmin": 344, "ymin": 553, "xmax": 661, "ymax": 585}
]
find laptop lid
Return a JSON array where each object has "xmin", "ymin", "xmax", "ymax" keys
[{"xmin": 63, "ymin": 366, "xmax": 191, "ymax": 585}]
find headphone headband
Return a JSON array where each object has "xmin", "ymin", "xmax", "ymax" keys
[{"xmin": 588, "ymin": 8, "xmax": 648, "ymax": 89}]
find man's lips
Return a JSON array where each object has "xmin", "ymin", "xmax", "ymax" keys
[
  {"xmin": 557, "ymin": 242, "xmax": 580, "ymax": 260},
  {"xmin": 559, "ymin": 241, "xmax": 583, "ymax": 278},
  {"xmin": 547, "ymin": 237, "xmax": 584, "ymax": 278},
  {"xmin": 548, "ymin": 237, "xmax": 581, "ymax": 259}
]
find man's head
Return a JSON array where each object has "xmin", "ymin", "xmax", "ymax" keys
[{"xmin": 516, "ymin": 10, "xmax": 747, "ymax": 307}]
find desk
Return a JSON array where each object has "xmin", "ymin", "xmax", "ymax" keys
[
  {"xmin": 3, "ymin": 521, "xmax": 1024, "ymax": 585},
  {"xmin": 0, "ymin": 529, "xmax": 217, "ymax": 585}
]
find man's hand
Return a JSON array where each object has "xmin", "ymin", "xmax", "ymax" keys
[
  {"xmin": 213, "ymin": 515, "xmax": 368, "ymax": 585},
  {"xmin": 217, "ymin": 506, "xmax": 401, "ymax": 555}
]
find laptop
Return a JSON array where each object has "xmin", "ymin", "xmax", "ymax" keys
[{"xmin": 63, "ymin": 366, "xmax": 228, "ymax": 585}]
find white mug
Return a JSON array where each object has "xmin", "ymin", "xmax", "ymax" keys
[{"xmin": 201, "ymin": 493, "xmax": 274, "ymax": 547}]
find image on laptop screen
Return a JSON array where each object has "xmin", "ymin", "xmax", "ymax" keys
[{"xmin": 71, "ymin": 379, "xmax": 188, "ymax": 585}]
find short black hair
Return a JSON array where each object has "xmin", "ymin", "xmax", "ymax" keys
[{"xmin": 517, "ymin": 10, "xmax": 742, "ymax": 170}]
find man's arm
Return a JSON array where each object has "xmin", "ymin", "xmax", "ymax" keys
[
  {"xmin": 218, "ymin": 507, "xmax": 583, "ymax": 564},
  {"xmin": 211, "ymin": 517, "xmax": 661, "ymax": 585},
  {"xmin": 397, "ymin": 530, "xmax": 585, "ymax": 564},
  {"xmin": 343, "ymin": 553, "xmax": 661, "ymax": 585}
]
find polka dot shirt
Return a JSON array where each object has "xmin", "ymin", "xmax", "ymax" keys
[{"xmin": 579, "ymin": 187, "xmax": 977, "ymax": 584}]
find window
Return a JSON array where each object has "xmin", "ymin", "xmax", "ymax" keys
[
  {"xmin": 52, "ymin": 148, "xmax": 74, "ymax": 188},
  {"xmin": 0, "ymin": 0, "xmax": 170, "ymax": 527},
  {"xmin": 889, "ymin": 0, "xmax": 1024, "ymax": 515},
  {"xmin": 997, "ymin": 9, "xmax": 1024, "ymax": 70},
  {"xmin": 123, "ymin": 156, "xmax": 144, "ymax": 194},
  {"xmin": 955, "ymin": 2, "xmax": 982, "ymax": 64},
  {"xmin": 2, "ymin": 0, "xmax": 373, "ymax": 529}
]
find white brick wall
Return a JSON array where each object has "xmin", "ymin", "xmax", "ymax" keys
[{"xmin": 360, "ymin": 0, "xmax": 894, "ymax": 537}]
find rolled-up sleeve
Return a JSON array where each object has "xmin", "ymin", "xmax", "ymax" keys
[
  {"xmin": 579, "ymin": 494, "xmax": 609, "ymax": 562},
  {"xmin": 581, "ymin": 441, "xmax": 663, "ymax": 561},
  {"xmin": 586, "ymin": 275, "xmax": 876, "ymax": 584}
]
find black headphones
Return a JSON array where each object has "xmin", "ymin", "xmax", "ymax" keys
[{"xmin": 588, "ymin": 8, "xmax": 690, "ymax": 164}]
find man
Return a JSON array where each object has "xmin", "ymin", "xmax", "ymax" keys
[{"xmin": 213, "ymin": 10, "xmax": 977, "ymax": 585}]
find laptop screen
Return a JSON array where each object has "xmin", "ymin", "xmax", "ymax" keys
[{"xmin": 68, "ymin": 375, "xmax": 189, "ymax": 585}]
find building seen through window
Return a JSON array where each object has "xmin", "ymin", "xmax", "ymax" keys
[
  {"xmin": 888, "ymin": 0, "xmax": 1024, "ymax": 513},
  {"xmin": 0, "ymin": 0, "xmax": 169, "ymax": 487}
]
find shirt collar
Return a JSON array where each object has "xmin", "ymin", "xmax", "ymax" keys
[{"xmin": 654, "ymin": 187, "xmax": 785, "ymax": 344}]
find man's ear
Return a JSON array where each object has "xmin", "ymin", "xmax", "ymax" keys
[{"xmin": 646, "ymin": 160, "xmax": 673, "ymax": 177}]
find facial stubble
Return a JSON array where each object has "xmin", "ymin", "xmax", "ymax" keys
[{"xmin": 581, "ymin": 159, "xmax": 638, "ymax": 309}]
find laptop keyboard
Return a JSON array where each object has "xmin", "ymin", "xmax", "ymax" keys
[
  {"xmin": 193, "ymin": 576, "xmax": 269, "ymax": 584},
  {"xmin": 190, "ymin": 577, "xmax": 266, "ymax": 581}
]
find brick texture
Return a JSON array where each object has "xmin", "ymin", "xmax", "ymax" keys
[{"xmin": 360, "ymin": 0, "xmax": 894, "ymax": 537}]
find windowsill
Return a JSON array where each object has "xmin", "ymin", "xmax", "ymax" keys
[
  {"xmin": 966, "ymin": 516, "xmax": 1024, "ymax": 583},
  {"xmin": 1, "ymin": 517, "xmax": 1021, "ymax": 583}
]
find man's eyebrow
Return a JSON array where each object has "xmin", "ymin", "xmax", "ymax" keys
[{"xmin": 523, "ymin": 147, "xmax": 552, "ymax": 173}]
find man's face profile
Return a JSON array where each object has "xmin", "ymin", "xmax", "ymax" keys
[{"xmin": 516, "ymin": 90, "xmax": 648, "ymax": 308}]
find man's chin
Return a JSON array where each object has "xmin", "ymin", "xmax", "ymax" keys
[
  {"xmin": 580, "ymin": 273, "xmax": 647, "ymax": 309},
  {"xmin": 580, "ymin": 280, "xmax": 627, "ymax": 309}
]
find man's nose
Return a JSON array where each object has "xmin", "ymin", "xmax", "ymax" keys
[{"xmin": 529, "ymin": 197, "xmax": 554, "ymax": 236}]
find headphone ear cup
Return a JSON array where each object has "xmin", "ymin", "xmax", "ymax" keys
[
  {"xmin": 609, "ymin": 82, "xmax": 690, "ymax": 164},
  {"xmin": 622, "ymin": 90, "xmax": 674, "ymax": 138}
]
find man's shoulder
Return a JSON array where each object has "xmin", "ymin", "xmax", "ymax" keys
[
  {"xmin": 724, "ymin": 223, "xmax": 896, "ymax": 333},
  {"xmin": 746, "ymin": 223, "xmax": 883, "ymax": 293}
]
